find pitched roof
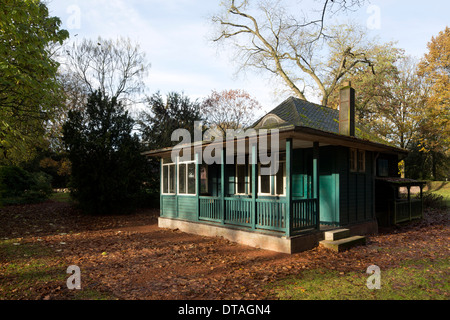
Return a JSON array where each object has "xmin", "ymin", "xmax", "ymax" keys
[
  {"xmin": 143, "ymin": 96, "xmax": 407, "ymax": 157},
  {"xmin": 253, "ymin": 96, "xmax": 391, "ymax": 146}
]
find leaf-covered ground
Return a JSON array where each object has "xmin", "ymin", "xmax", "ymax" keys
[{"xmin": 0, "ymin": 200, "xmax": 448, "ymax": 300}]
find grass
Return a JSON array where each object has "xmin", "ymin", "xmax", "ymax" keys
[
  {"xmin": 49, "ymin": 192, "xmax": 72, "ymax": 203},
  {"xmin": 425, "ymin": 181, "xmax": 450, "ymax": 207},
  {"xmin": 430, "ymin": 190, "xmax": 450, "ymax": 207},
  {"xmin": 1, "ymin": 192, "xmax": 72, "ymax": 206},
  {"xmin": 0, "ymin": 238, "xmax": 115, "ymax": 300},
  {"xmin": 0, "ymin": 239, "xmax": 66, "ymax": 299},
  {"xmin": 271, "ymin": 258, "xmax": 449, "ymax": 300}
]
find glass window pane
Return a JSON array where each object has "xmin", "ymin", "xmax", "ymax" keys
[
  {"xmin": 163, "ymin": 166, "xmax": 168, "ymax": 193},
  {"xmin": 237, "ymin": 165, "xmax": 246, "ymax": 194},
  {"xmin": 169, "ymin": 165, "xmax": 175, "ymax": 193},
  {"xmin": 260, "ymin": 175, "xmax": 270, "ymax": 194},
  {"xmin": 200, "ymin": 165, "xmax": 208, "ymax": 194},
  {"xmin": 260, "ymin": 164, "xmax": 271, "ymax": 194},
  {"xmin": 377, "ymin": 159, "xmax": 388, "ymax": 177},
  {"xmin": 179, "ymin": 163, "xmax": 186, "ymax": 194},
  {"xmin": 276, "ymin": 163, "xmax": 285, "ymax": 195},
  {"xmin": 248, "ymin": 165, "xmax": 252, "ymax": 194},
  {"xmin": 188, "ymin": 163, "xmax": 196, "ymax": 194}
]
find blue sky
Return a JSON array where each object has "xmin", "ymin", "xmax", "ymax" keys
[{"xmin": 46, "ymin": 0, "xmax": 450, "ymax": 113}]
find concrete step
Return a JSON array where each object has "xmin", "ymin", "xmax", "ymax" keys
[
  {"xmin": 324, "ymin": 228, "xmax": 350, "ymax": 241},
  {"xmin": 319, "ymin": 235, "xmax": 366, "ymax": 252}
]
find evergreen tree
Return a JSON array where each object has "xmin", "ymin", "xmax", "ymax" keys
[
  {"xmin": 138, "ymin": 92, "xmax": 202, "ymax": 150},
  {"xmin": 63, "ymin": 91, "xmax": 145, "ymax": 214}
]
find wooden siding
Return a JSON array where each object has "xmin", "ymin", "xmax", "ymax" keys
[
  {"xmin": 177, "ymin": 196, "xmax": 197, "ymax": 220},
  {"xmin": 318, "ymin": 146, "xmax": 339, "ymax": 225},
  {"xmin": 161, "ymin": 195, "xmax": 177, "ymax": 218},
  {"xmin": 161, "ymin": 195, "xmax": 197, "ymax": 221},
  {"xmin": 339, "ymin": 148, "xmax": 374, "ymax": 225}
]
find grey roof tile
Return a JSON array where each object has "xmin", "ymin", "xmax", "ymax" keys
[{"xmin": 253, "ymin": 96, "xmax": 392, "ymax": 146}]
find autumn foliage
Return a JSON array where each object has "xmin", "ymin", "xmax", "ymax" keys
[
  {"xmin": 201, "ymin": 89, "xmax": 262, "ymax": 134},
  {"xmin": 418, "ymin": 27, "xmax": 450, "ymax": 158}
]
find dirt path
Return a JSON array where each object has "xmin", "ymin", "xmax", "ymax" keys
[{"xmin": 1, "ymin": 201, "xmax": 448, "ymax": 300}]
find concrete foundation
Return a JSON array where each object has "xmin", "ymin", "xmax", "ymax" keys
[{"xmin": 158, "ymin": 217, "xmax": 378, "ymax": 254}]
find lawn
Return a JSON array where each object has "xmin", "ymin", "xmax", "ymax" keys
[
  {"xmin": 425, "ymin": 181, "xmax": 450, "ymax": 207},
  {"xmin": 0, "ymin": 239, "xmax": 112, "ymax": 300},
  {"xmin": 272, "ymin": 257, "xmax": 449, "ymax": 300},
  {"xmin": 0, "ymin": 199, "xmax": 448, "ymax": 300},
  {"xmin": 49, "ymin": 192, "xmax": 72, "ymax": 203}
]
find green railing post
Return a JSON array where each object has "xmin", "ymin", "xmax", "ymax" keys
[
  {"xmin": 394, "ymin": 202, "xmax": 397, "ymax": 225},
  {"xmin": 175, "ymin": 155, "xmax": 178, "ymax": 218},
  {"xmin": 285, "ymin": 138, "xmax": 293, "ymax": 237},
  {"xmin": 160, "ymin": 158, "xmax": 163, "ymax": 217},
  {"xmin": 313, "ymin": 142, "xmax": 320, "ymax": 230},
  {"xmin": 251, "ymin": 143, "xmax": 257, "ymax": 230},
  {"xmin": 220, "ymin": 147, "xmax": 225, "ymax": 225},
  {"xmin": 407, "ymin": 186, "xmax": 411, "ymax": 221},
  {"xmin": 420, "ymin": 185, "xmax": 424, "ymax": 218},
  {"xmin": 195, "ymin": 152, "xmax": 200, "ymax": 222}
]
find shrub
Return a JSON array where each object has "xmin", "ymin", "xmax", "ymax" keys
[
  {"xmin": 0, "ymin": 166, "xmax": 32, "ymax": 197},
  {"xmin": 421, "ymin": 192, "xmax": 445, "ymax": 209},
  {"xmin": 28, "ymin": 171, "xmax": 53, "ymax": 199},
  {"xmin": 0, "ymin": 166, "xmax": 53, "ymax": 205}
]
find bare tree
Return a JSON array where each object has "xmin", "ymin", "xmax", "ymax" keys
[
  {"xmin": 201, "ymin": 89, "xmax": 263, "ymax": 134},
  {"xmin": 211, "ymin": 0, "xmax": 377, "ymax": 106},
  {"xmin": 64, "ymin": 36, "xmax": 150, "ymax": 104}
]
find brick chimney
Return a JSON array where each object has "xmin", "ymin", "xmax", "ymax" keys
[{"xmin": 339, "ymin": 81, "xmax": 355, "ymax": 136}]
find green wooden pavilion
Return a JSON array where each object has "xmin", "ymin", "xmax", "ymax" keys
[{"xmin": 144, "ymin": 83, "xmax": 422, "ymax": 253}]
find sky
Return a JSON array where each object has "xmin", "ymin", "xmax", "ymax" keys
[{"xmin": 46, "ymin": 0, "xmax": 450, "ymax": 114}]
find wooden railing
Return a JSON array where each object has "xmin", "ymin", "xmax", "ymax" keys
[
  {"xmin": 199, "ymin": 196, "xmax": 222, "ymax": 222},
  {"xmin": 225, "ymin": 197, "xmax": 253, "ymax": 227},
  {"xmin": 198, "ymin": 196, "xmax": 318, "ymax": 235},
  {"xmin": 292, "ymin": 199, "xmax": 318, "ymax": 232},
  {"xmin": 256, "ymin": 199, "xmax": 286, "ymax": 231},
  {"xmin": 393, "ymin": 199, "xmax": 423, "ymax": 224}
]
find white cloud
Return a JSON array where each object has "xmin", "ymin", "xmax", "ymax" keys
[{"xmin": 47, "ymin": 0, "xmax": 326, "ymax": 113}]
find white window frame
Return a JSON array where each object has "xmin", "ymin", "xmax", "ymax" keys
[
  {"xmin": 258, "ymin": 160, "xmax": 286, "ymax": 196},
  {"xmin": 235, "ymin": 163, "xmax": 252, "ymax": 195},
  {"xmin": 161, "ymin": 159, "xmax": 176, "ymax": 195},
  {"xmin": 258, "ymin": 163, "xmax": 272, "ymax": 196},
  {"xmin": 275, "ymin": 160, "xmax": 286, "ymax": 196},
  {"xmin": 177, "ymin": 159, "xmax": 197, "ymax": 196}
]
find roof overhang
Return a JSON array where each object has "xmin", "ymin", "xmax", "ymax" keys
[
  {"xmin": 142, "ymin": 125, "xmax": 408, "ymax": 159},
  {"xmin": 375, "ymin": 177, "xmax": 427, "ymax": 187}
]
